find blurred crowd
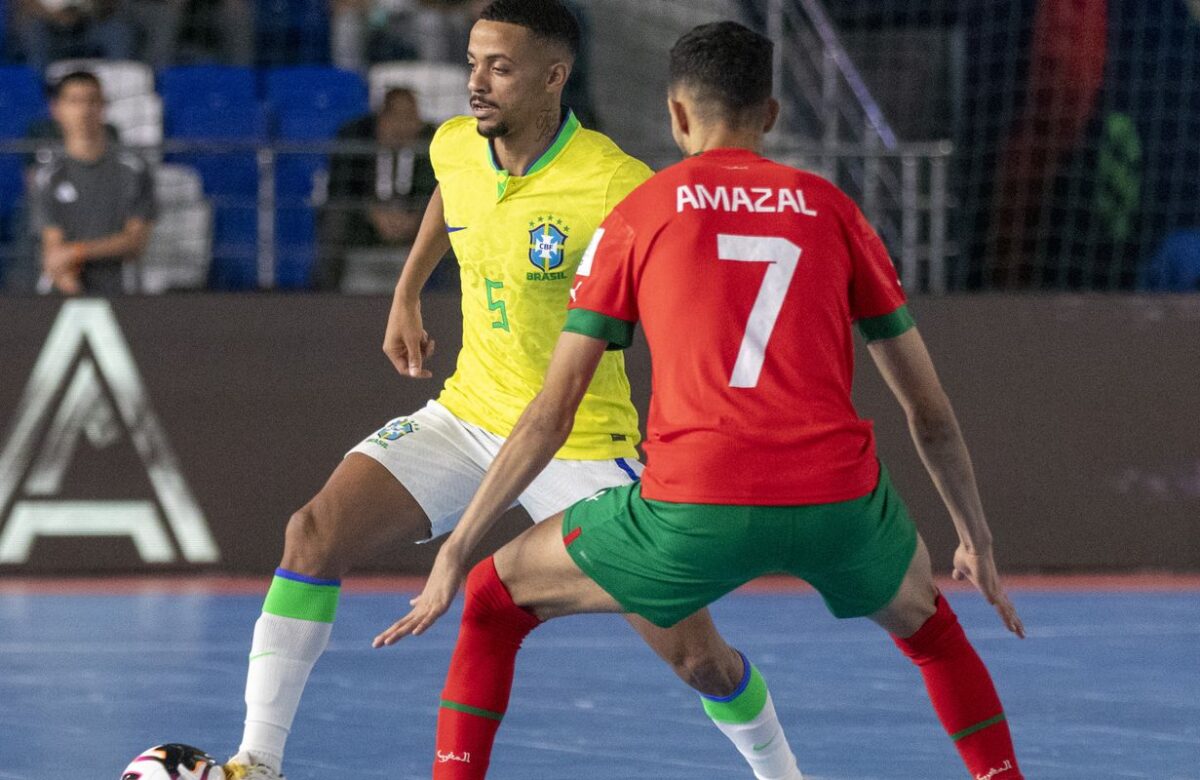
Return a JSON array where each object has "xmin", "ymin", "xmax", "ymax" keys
[
  {"xmin": 13, "ymin": 0, "xmax": 485, "ymax": 71},
  {"xmin": 0, "ymin": 0, "xmax": 598, "ymax": 295}
]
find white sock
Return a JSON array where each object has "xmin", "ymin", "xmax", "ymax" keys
[
  {"xmin": 238, "ymin": 611, "xmax": 333, "ymax": 771},
  {"xmin": 709, "ymin": 692, "xmax": 803, "ymax": 780},
  {"xmin": 701, "ymin": 654, "xmax": 803, "ymax": 780}
]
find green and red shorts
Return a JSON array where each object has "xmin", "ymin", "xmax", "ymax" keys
[{"xmin": 561, "ymin": 463, "xmax": 918, "ymax": 628}]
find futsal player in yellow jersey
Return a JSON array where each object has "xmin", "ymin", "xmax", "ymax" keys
[
  {"xmin": 430, "ymin": 111, "xmax": 644, "ymax": 460},
  {"xmin": 224, "ymin": 3, "xmax": 802, "ymax": 779}
]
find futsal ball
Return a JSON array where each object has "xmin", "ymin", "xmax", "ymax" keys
[{"xmin": 120, "ymin": 744, "xmax": 225, "ymax": 780}]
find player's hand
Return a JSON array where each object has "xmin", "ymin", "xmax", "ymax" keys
[
  {"xmin": 382, "ymin": 299, "xmax": 436, "ymax": 379},
  {"xmin": 43, "ymin": 244, "xmax": 81, "ymax": 278},
  {"xmin": 372, "ymin": 548, "xmax": 466, "ymax": 647},
  {"xmin": 952, "ymin": 544, "xmax": 1025, "ymax": 638},
  {"xmin": 50, "ymin": 270, "xmax": 82, "ymax": 295}
]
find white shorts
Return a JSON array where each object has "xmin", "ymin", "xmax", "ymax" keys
[{"xmin": 347, "ymin": 400, "xmax": 644, "ymax": 539}]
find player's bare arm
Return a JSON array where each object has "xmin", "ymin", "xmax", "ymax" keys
[
  {"xmin": 39, "ymin": 226, "xmax": 81, "ymax": 293},
  {"xmin": 73, "ymin": 216, "xmax": 153, "ymax": 262},
  {"xmin": 41, "ymin": 217, "xmax": 151, "ymax": 281},
  {"xmin": 867, "ymin": 327, "xmax": 1025, "ymax": 638},
  {"xmin": 373, "ymin": 331, "xmax": 607, "ymax": 646},
  {"xmin": 383, "ymin": 185, "xmax": 451, "ymax": 378}
]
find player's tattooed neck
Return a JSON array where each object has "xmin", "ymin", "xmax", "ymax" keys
[{"xmin": 535, "ymin": 108, "xmax": 559, "ymax": 142}]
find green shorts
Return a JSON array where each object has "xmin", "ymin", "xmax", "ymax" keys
[{"xmin": 561, "ymin": 464, "xmax": 919, "ymax": 628}]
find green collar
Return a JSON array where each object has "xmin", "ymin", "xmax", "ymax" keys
[{"xmin": 488, "ymin": 108, "xmax": 581, "ymax": 198}]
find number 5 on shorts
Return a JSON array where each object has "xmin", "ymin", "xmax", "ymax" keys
[{"xmin": 717, "ymin": 234, "xmax": 801, "ymax": 389}]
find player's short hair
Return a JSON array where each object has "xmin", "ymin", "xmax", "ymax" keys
[
  {"xmin": 49, "ymin": 70, "xmax": 104, "ymax": 100},
  {"xmin": 669, "ymin": 21, "xmax": 774, "ymax": 126},
  {"xmin": 479, "ymin": 0, "xmax": 581, "ymax": 60}
]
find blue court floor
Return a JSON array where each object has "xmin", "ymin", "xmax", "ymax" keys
[{"xmin": 0, "ymin": 587, "xmax": 1196, "ymax": 779}]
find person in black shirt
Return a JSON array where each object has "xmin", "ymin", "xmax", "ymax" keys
[
  {"xmin": 316, "ymin": 87, "xmax": 438, "ymax": 291},
  {"xmin": 33, "ymin": 71, "xmax": 155, "ymax": 295}
]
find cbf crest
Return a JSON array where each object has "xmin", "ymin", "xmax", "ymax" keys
[
  {"xmin": 527, "ymin": 214, "xmax": 571, "ymax": 281},
  {"xmin": 367, "ymin": 417, "xmax": 420, "ymax": 449}
]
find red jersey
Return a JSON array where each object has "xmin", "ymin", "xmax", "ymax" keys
[{"xmin": 564, "ymin": 148, "xmax": 913, "ymax": 505}]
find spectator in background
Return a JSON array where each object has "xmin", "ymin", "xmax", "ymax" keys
[
  {"xmin": 178, "ymin": 0, "xmax": 255, "ymax": 65},
  {"xmin": 331, "ymin": 0, "xmax": 375, "ymax": 71},
  {"xmin": 315, "ymin": 87, "xmax": 436, "ymax": 291},
  {"xmin": 123, "ymin": 0, "xmax": 186, "ymax": 68},
  {"xmin": 31, "ymin": 71, "xmax": 155, "ymax": 295},
  {"xmin": 16, "ymin": 0, "xmax": 134, "ymax": 70},
  {"xmin": 331, "ymin": 0, "xmax": 484, "ymax": 71},
  {"xmin": 409, "ymin": 0, "xmax": 478, "ymax": 62}
]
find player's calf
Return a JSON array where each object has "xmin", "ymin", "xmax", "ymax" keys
[
  {"xmin": 700, "ymin": 652, "xmax": 804, "ymax": 780},
  {"xmin": 236, "ymin": 455, "xmax": 431, "ymax": 773},
  {"xmin": 628, "ymin": 612, "xmax": 744, "ymax": 696},
  {"xmin": 435, "ymin": 556, "xmax": 542, "ymax": 778},
  {"xmin": 892, "ymin": 595, "xmax": 1022, "ymax": 780}
]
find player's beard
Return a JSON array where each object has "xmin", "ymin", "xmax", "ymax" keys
[{"xmin": 475, "ymin": 119, "xmax": 510, "ymax": 139}]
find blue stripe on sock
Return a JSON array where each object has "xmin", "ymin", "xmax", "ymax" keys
[
  {"xmin": 615, "ymin": 458, "xmax": 640, "ymax": 482},
  {"xmin": 701, "ymin": 650, "xmax": 751, "ymax": 703},
  {"xmin": 275, "ymin": 567, "xmax": 341, "ymax": 587}
]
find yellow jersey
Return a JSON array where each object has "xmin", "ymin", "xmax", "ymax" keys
[{"xmin": 430, "ymin": 110, "xmax": 652, "ymax": 459}]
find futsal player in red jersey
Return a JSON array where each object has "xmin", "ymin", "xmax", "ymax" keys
[{"xmin": 376, "ymin": 20, "xmax": 1026, "ymax": 780}]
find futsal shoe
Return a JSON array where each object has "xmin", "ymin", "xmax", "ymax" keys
[{"xmin": 223, "ymin": 752, "xmax": 286, "ymax": 780}]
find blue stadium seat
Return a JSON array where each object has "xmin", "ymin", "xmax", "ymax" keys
[
  {"xmin": 255, "ymin": 0, "xmax": 330, "ymax": 66},
  {"xmin": 0, "ymin": 66, "xmax": 49, "ymax": 198},
  {"xmin": 0, "ymin": 66, "xmax": 46, "ymax": 283},
  {"xmin": 1141, "ymin": 229, "xmax": 1200, "ymax": 291},
  {"xmin": 160, "ymin": 67, "xmax": 266, "ymax": 290},
  {"xmin": 266, "ymin": 67, "xmax": 368, "ymax": 288},
  {"xmin": 158, "ymin": 65, "xmax": 258, "ymax": 116},
  {"xmin": 274, "ymin": 206, "xmax": 316, "ymax": 289},
  {"xmin": 271, "ymin": 154, "xmax": 324, "ymax": 288},
  {"xmin": 0, "ymin": 66, "xmax": 45, "ymax": 138},
  {"xmin": 264, "ymin": 66, "xmax": 368, "ymax": 119}
]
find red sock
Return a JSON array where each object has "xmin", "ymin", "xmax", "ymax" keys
[
  {"xmin": 433, "ymin": 556, "xmax": 541, "ymax": 779},
  {"xmin": 893, "ymin": 595, "xmax": 1023, "ymax": 780}
]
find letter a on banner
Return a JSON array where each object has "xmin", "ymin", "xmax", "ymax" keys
[{"xmin": 0, "ymin": 300, "xmax": 219, "ymax": 564}]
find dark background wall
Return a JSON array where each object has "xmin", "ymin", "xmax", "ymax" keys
[{"xmin": 0, "ymin": 293, "xmax": 1196, "ymax": 575}]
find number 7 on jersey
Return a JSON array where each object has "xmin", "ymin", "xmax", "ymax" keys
[{"xmin": 718, "ymin": 234, "xmax": 802, "ymax": 389}]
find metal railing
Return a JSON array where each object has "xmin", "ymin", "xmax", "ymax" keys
[
  {"xmin": 643, "ymin": 138, "xmax": 955, "ymax": 294},
  {"xmin": 769, "ymin": 140, "xmax": 954, "ymax": 293},
  {"xmin": 1, "ymin": 132, "xmax": 955, "ymax": 294},
  {"xmin": 0, "ymin": 138, "xmax": 433, "ymax": 293},
  {"xmin": 759, "ymin": 0, "xmax": 957, "ymax": 292}
]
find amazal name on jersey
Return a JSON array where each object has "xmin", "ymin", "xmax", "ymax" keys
[{"xmin": 676, "ymin": 184, "xmax": 820, "ymax": 216}]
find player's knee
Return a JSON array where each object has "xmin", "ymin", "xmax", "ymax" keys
[
  {"xmin": 460, "ymin": 557, "xmax": 538, "ymax": 635},
  {"xmin": 670, "ymin": 644, "xmax": 744, "ymax": 697},
  {"xmin": 281, "ymin": 504, "xmax": 343, "ymax": 577},
  {"xmin": 461, "ymin": 558, "xmax": 500, "ymax": 627}
]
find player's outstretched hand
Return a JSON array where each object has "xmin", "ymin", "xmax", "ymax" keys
[
  {"xmin": 383, "ymin": 299, "xmax": 436, "ymax": 379},
  {"xmin": 952, "ymin": 544, "xmax": 1026, "ymax": 639},
  {"xmin": 373, "ymin": 549, "xmax": 465, "ymax": 647}
]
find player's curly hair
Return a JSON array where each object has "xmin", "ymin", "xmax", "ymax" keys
[
  {"xmin": 479, "ymin": 0, "xmax": 581, "ymax": 59},
  {"xmin": 669, "ymin": 21, "xmax": 774, "ymax": 126}
]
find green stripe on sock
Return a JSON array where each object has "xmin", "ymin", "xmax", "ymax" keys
[
  {"xmin": 440, "ymin": 699, "xmax": 504, "ymax": 722},
  {"xmin": 951, "ymin": 712, "xmax": 1007, "ymax": 742},
  {"xmin": 262, "ymin": 575, "xmax": 340, "ymax": 623},
  {"xmin": 701, "ymin": 664, "xmax": 769, "ymax": 724}
]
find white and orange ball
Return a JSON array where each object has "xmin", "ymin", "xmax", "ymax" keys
[{"xmin": 120, "ymin": 744, "xmax": 224, "ymax": 780}]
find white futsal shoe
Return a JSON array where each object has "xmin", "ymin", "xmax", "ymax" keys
[{"xmin": 223, "ymin": 752, "xmax": 286, "ymax": 780}]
